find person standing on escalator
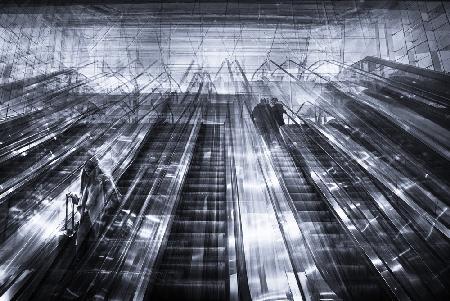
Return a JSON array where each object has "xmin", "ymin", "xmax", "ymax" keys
[
  {"xmin": 156, "ymin": 95, "xmax": 174, "ymax": 125},
  {"xmin": 252, "ymin": 98, "xmax": 279, "ymax": 145},
  {"xmin": 270, "ymin": 97, "xmax": 286, "ymax": 126},
  {"xmin": 71, "ymin": 157, "xmax": 121, "ymax": 256}
]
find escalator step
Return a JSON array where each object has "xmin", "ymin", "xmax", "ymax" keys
[
  {"xmin": 183, "ymin": 185, "xmax": 226, "ymax": 193},
  {"xmin": 181, "ymin": 191, "xmax": 225, "ymax": 199},
  {"xmin": 293, "ymin": 200, "xmax": 329, "ymax": 211},
  {"xmin": 150, "ymin": 280, "xmax": 226, "ymax": 301},
  {"xmin": 157, "ymin": 262, "xmax": 227, "ymax": 278},
  {"xmin": 178, "ymin": 201, "xmax": 226, "ymax": 211},
  {"xmin": 296, "ymin": 211, "xmax": 335, "ymax": 222},
  {"xmin": 285, "ymin": 184, "xmax": 315, "ymax": 193},
  {"xmin": 176, "ymin": 209, "xmax": 226, "ymax": 221},
  {"xmin": 162, "ymin": 246, "xmax": 226, "ymax": 260},
  {"xmin": 301, "ymin": 221, "xmax": 342, "ymax": 234},
  {"xmin": 166, "ymin": 232, "xmax": 226, "ymax": 244},
  {"xmin": 283, "ymin": 177, "xmax": 307, "ymax": 186},
  {"xmin": 289, "ymin": 192, "xmax": 319, "ymax": 201},
  {"xmin": 185, "ymin": 177, "xmax": 226, "ymax": 185},
  {"xmin": 170, "ymin": 221, "xmax": 226, "ymax": 233}
]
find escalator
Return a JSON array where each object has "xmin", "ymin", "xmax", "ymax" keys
[
  {"xmin": 319, "ymin": 65, "xmax": 448, "ymax": 183},
  {"xmin": 268, "ymin": 133, "xmax": 392, "ymax": 301},
  {"xmin": 362, "ymin": 85, "xmax": 448, "ymax": 130},
  {"xmin": 0, "ymin": 121, "xmax": 148, "ymax": 299},
  {"xmin": 23, "ymin": 122, "xmax": 176, "ymax": 299},
  {"xmin": 145, "ymin": 123, "xmax": 228, "ymax": 301},
  {"xmin": 302, "ymin": 123, "xmax": 449, "ymax": 284},
  {"xmin": 281, "ymin": 123, "xmax": 450, "ymax": 300},
  {"xmin": 329, "ymin": 99, "xmax": 450, "ymax": 209},
  {"xmin": 0, "ymin": 123, "xmax": 129, "ymax": 244},
  {"xmin": 3, "ymin": 84, "xmax": 205, "ymax": 300},
  {"xmin": 336, "ymin": 58, "xmax": 449, "ymax": 129},
  {"xmin": 353, "ymin": 56, "xmax": 450, "ymax": 104},
  {"xmin": 23, "ymin": 120, "xmax": 196, "ymax": 300}
]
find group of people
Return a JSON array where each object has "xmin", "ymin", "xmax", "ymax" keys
[{"xmin": 251, "ymin": 97, "xmax": 286, "ymax": 145}]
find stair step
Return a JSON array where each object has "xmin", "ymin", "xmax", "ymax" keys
[
  {"xmin": 150, "ymin": 280, "xmax": 226, "ymax": 301},
  {"xmin": 171, "ymin": 221, "xmax": 226, "ymax": 233},
  {"xmin": 162, "ymin": 246, "xmax": 226, "ymax": 259},
  {"xmin": 176, "ymin": 209, "xmax": 226, "ymax": 221},
  {"xmin": 293, "ymin": 200, "xmax": 329, "ymax": 211},
  {"xmin": 296, "ymin": 210, "xmax": 335, "ymax": 222},
  {"xmin": 156, "ymin": 262, "xmax": 227, "ymax": 280},
  {"xmin": 165, "ymin": 234, "xmax": 225, "ymax": 249}
]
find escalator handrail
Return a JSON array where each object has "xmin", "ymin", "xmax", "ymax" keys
[{"xmin": 361, "ymin": 56, "xmax": 450, "ymax": 84}]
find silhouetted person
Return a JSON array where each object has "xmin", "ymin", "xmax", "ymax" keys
[
  {"xmin": 64, "ymin": 157, "xmax": 121, "ymax": 299},
  {"xmin": 252, "ymin": 98, "xmax": 278, "ymax": 144},
  {"xmin": 72, "ymin": 157, "xmax": 120, "ymax": 255},
  {"xmin": 156, "ymin": 96, "xmax": 173, "ymax": 124},
  {"xmin": 270, "ymin": 97, "xmax": 286, "ymax": 126}
]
